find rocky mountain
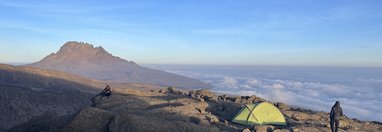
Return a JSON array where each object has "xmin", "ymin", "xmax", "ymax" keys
[
  {"xmin": 27, "ymin": 41, "xmax": 210, "ymax": 89},
  {"xmin": 0, "ymin": 64, "xmax": 103, "ymax": 131}
]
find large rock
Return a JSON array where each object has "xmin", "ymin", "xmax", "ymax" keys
[
  {"xmin": 205, "ymin": 115, "xmax": 220, "ymax": 124},
  {"xmin": 108, "ymin": 113, "xmax": 219, "ymax": 132},
  {"xmin": 206, "ymin": 101, "xmax": 242, "ymax": 120},
  {"xmin": 64, "ymin": 107, "xmax": 114, "ymax": 132},
  {"xmin": 247, "ymin": 95, "xmax": 257, "ymax": 103},
  {"xmin": 226, "ymin": 95, "xmax": 267, "ymax": 104},
  {"xmin": 189, "ymin": 89, "xmax": 218, "ymax": 102},
  {"xmin": 195, "ymin": 89, "xmax": 215, "ymax": 97},
  {"xmin": 234, "ymin": 96, "xmax": 243, "ymax": 103},
  {"xmin": 218, "ymin": 95, "xmax": 227, "ymax": 101},
  {"xmin": 242, "ymin": 128, "xmax": 251, "ymax": 132},
  {"xmin": 167, "ymin": 86, "xmax": 177, "ymax": 94}
]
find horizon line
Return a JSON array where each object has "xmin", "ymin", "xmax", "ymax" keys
[{"xmin": 2, "ymin": 61, "xmax": 382, "ymax": 69}]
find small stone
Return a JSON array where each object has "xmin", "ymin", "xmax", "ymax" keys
[
  {"xmin": 159, "ymin": 89, "xmax": 167, "ymax": 93},
  {"xmin": 218, "ymin": 95, "xmax": 227, "ymax": 101},
  {"xmin": 234, "ymin": 96, "xmax": 242, "ymax": 103},
  {"xmin": 242, "ymin": 128, "xmax": 251, "ymax": 132},
  {"xmin": 276, "ymin": 102, "xmax": 288, "ymax": 110},
  {"xmin": 205, "ymin": 115, "xmax": 219, "ymax": 124},
  {"xmin": 196, "ymin": 96, "xmax": 205, "ymax": 102}
]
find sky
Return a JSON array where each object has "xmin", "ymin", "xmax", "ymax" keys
[{"xmin": 0, "ymin": 0, "xmax": 381, "ymax": 67}]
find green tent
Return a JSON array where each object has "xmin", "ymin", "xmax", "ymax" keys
[{"xmin": 232, "ymin": 102, "xmax": 286, "ymax": 126}]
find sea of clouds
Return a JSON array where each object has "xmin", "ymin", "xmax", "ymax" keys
[{"xmin": 146, "ymin": 65, "xmax": 382, "ymax": 122}]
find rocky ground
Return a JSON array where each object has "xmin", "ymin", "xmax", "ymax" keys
[{"xmin": 58, "ymin": 87, "xmax": 382, "ymax": 132}]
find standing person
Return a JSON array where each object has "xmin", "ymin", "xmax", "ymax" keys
[{"xmin": 330, "ymin": 101, "xmax": 343, "ymax": 132}]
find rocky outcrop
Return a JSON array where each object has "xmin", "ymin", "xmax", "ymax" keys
[
  {"xmin": 187, "ymin": 89, "xmax": 382, "ymax": 132},
  {"xmin": 65, "ymin": 94, "xmax": 221, "ymax": 132},
  {"xmin": 27, "ymin": 41, "xmax": 210, "ymax": 89},
  {"xmin": 6, "ymin": 85, "xmax": 382, "ymax": 132},
  {"xmin": 64, "ymin": 107, "xmax": 114, "ymax": 132},
  {"xmin": 189, "ymin": 89, "xmax": 218, "ymax": 102}
]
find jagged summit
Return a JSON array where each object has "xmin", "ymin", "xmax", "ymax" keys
[
  {"xmin": 58, "ymin": 41, "xmax": 108, "ymax": 55},
  {"xmin": 39, "ymin": 41, "xmax": 129, "ymax": 64},
  {"xmin": 27, "ymin": 41, "xmax": 210, "ymax": 89}
]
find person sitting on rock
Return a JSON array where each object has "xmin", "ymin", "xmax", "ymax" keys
[
  {"xmin": 330, "ymin": 101, "xmax": 343, "ymax": 132},
  {"xmin": 101, "ymin": 85, "xmax": 112, "ymax": 97}
]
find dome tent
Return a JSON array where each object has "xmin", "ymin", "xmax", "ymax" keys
[{"xmin": 232, "ymin": 102, "xmax": 286, "ymax": 126}]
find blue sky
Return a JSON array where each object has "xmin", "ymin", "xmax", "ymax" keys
[{"xmin": 0, "ymin": 0, "xmax": 381, "ymax": 67}]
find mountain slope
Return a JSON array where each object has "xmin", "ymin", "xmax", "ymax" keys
[
  {"xmin": 27, "ymin": 41, "xmax": 210, "ymax": 89},
  {"xmin": 0, "ymin": 64, "xmax": 103, "ymax": 130}
]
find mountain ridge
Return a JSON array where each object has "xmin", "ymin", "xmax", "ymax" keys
[{"xmin": 27, "ymin": 41, "xmax": 210, "ymax": 89}]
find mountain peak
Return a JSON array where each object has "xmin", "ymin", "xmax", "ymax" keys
[
  {"xmin": 28, "ymin": 41, "xmax": 210, "ymax": 89},
  {"xmin": 58, "ymin": 41, "xmax": 108, "ymax": 55}
]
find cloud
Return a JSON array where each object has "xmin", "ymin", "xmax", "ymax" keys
[
  {"xmin": 163, "ymin": 67, "xmax": 382, "ymax": 122},
  {"xmin": 270, "ymin": 83, "xmax": 285, "ymax": 89},
  {"xmin": 221, "ymin": 77, "xmax": 238, "ymax": 87},
  {"xmin": 246, "ymin": 79, "xmax": 261, "ymax": 86}
]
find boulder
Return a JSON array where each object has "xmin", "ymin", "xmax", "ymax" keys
[
  {"xmin": 242, "ymin": 128, "xmax": 251, "ymax": 132},
  {"xmin": 159, "ymin": 89, "xmax": 167, "ymax": 94},
  {"xmin": 205, "ymin": 115, "xmax": 220, "ymax": 124},
  {"xmin": 339, "ymin": 119, "xmax": 351, "ymax": 129},
  {"xmin": 218, "ymin": 95, "xmax": 227, "ymax": 101},
  {"xmin": 189, "ymin": 89, "xmax": 218, "ymax": 102},
  {"xmin": 291, "ymin": 113, "xmax": 308, "ymax": 121},
  {"xmin": 206, "ymin": 101, "xmax": 242, "ymax": 120},
  {"xmin": 64, "ymin": 107, "xmax": 114, "ymax": 132},
  {"xmin": 167, "ymin": 86, "xmax": 178, "ymax": 94},
  {"xmin": 195, "ymin": 89, "xmax": 215, "ymax": 97},
  {"xmin": 189, "ymin": 90, "xmax": 197, "ymax": 98},
  {"xmin": 234, "ymin": 96, "xmax": 243, "ymax": 103},
  {"xmin": 196, "ymin": 95, "xmax": 205, "ymax": 102},
  {"xmin": 226, "ymin": 96, "xmax": 236, "ymax": 102},
  {"xmin": 247, "ymin": 95, "xmax": 257, "ymax": 103}
]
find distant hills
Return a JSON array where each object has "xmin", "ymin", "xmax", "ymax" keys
[{"xmin": 27, "ymin": 41, "xmax": 210, "ymax": 89}]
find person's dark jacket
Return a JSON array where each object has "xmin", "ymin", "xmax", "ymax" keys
[{"xmin": 330, "ymin": 101, "xmax": 343, "ymax": 120}]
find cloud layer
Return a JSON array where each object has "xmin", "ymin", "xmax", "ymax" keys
[{"xmin": 153, "ymin": 66, "xmax": 382, "ymax": 122}]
